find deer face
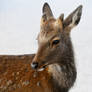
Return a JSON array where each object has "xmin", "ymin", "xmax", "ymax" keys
[{"xmin": 31, "ymin": 3, "xmax": 82, "ymax": 71}]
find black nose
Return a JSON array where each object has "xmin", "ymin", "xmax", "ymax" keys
[{"xmin": 31, "ymin": 62, "xmax": 38, "ymax": 69}]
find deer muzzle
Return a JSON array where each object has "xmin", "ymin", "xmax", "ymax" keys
[{"xmin": 31, "ymin": 60, "xmax": 48, "ymax": 71}]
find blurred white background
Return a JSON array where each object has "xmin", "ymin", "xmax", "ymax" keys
[{"xmin": 0, "ymin": 0, "xmax": 92, "ymax": 92}]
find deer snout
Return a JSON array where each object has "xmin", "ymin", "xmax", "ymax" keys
[{"xmin": 31, "ymin": 62, "xmax": 38, "ymax": 70}]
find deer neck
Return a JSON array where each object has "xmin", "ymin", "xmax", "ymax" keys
[
  {"xmin": 47, "ymin": 43, "xmax": 75, "ymax": 91},
  {"xmin": 48, "ymin": 64, "xmax": 63, "ymax": 86}
]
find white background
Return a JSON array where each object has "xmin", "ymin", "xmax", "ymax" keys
[{"xmin": 0, "ymin": 0, "xmax": 92, "ymax": 92}]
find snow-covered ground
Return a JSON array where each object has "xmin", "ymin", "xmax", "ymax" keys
[{"xmin": 0, "ymin": 0, "xmax": 92, "ymax": 92}]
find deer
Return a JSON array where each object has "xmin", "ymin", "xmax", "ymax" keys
[{"xmin": 0, "ymin": 3, "xmax": 82, "ymax": 92}]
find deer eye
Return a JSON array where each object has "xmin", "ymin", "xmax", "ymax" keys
[{"xmin": 52, "ymin": 40, "xmax": 60, "ymax": 45}]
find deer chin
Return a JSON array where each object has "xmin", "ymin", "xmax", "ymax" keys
[
  {"xmin": 37, "ymin": 65, "xmax": 47, "ymax": 72},
  {"xmin": 37, "ymin": 62, "xmax": 54, "ymax": 72},
  {"xmin": 37, "ymin": 62, "xmax": 50, "ymax": 72},
  {"xmin": 37, "ymin": 67, "xmax": 45, "ymax": 72}
]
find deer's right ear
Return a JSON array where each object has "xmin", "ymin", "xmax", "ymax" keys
[
  {"xmin": 42, "ymin": 3, "xmax": 53, "ymax": 22},
  {"xmin": 63, "ymin": 5, "xmax": 83, "ymax": 32}
]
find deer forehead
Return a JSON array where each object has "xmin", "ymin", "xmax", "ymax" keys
[
  {"xmin": 38, "ymin": 30, "xmax": 60, "ymax": 43},
  {"xmin": 38, "ymin": 21, "xmax": 62, "ymax": 43}
]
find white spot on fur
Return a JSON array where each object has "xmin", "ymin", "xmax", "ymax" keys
[
  {"xmin": 17, "ymin": 72, "xmax": 20, "ymax": 75},
  {"xmin": 22, "ymin": 81, "xmax": 30, "ymax": 86},
  {"xmin": 6, "ymin": 80, "xmax": 13, "ymax": 86},
  {"xmin": 37, "ymin": 81, "xmax": 40, "ymax": 86}
]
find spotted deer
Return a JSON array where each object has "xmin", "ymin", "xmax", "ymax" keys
[{"xmin": 0, "ymin": 3, "xmax": 82, "ymax": 92}]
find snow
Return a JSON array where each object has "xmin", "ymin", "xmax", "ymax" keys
[{"xmin": 0, "ymin": 0, "xmax": 92, "ymax": 92}]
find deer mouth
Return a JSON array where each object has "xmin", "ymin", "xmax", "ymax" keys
[
  {"xmin": 37, "ymin": 62, "xmax": 53, "ymax": 72},
  {"xmin": 37, "ymin": 64, "xmax": 49, "ymax": 72},
  {"xmin": 37, "ymin": 64, "xmax": 47, "ymax": 72},
  {"xmin": 32, "ymin": 61, "xmax": 55, "ymax": 72},
  {"xmin": 37, "ymin": 66, "xmax": 46, "ymax": 71}
]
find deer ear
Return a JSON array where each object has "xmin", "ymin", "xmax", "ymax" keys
[
  {"xmin": 42, "ymin": 3, "xmax": 53, "ymax": 21},
  {"xmin": 63, "ymin": 5, "xmax": 83, "ymax": 31}
]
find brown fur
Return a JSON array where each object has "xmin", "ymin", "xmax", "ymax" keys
[{"xmin": 0, "ymin": 3, "xmax": 82, "ymax": 92}]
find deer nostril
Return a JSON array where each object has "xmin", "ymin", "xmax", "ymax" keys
[{"xmin": 31, "ymin": 62, "xmax": 38, "ymax": 69}]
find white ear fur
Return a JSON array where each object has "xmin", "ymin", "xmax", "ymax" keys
[
  {"xmin": 69, "ymin": 10, "xmax": 78, "ymax": 28},
  {"xmin": 63, "ymin": 5, "xmax": 83, "ymax": 30},
  {"xmin": 69, "ymin": 6, "xmax": 82, "ymax": 29}
]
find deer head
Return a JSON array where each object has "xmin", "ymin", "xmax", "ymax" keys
[{"xmin": 31, "ymin": 3, "xmax": 82, "ymax": 71}]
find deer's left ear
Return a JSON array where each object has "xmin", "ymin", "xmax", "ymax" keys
[{"xmin": 63, "ymin": 5, "xmax": 83, "ymax": 31}]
